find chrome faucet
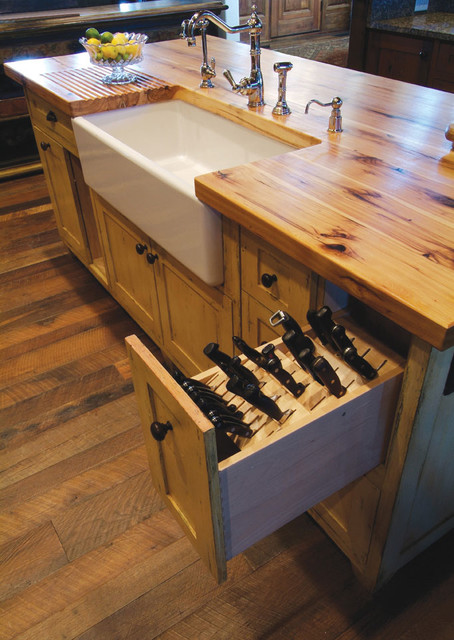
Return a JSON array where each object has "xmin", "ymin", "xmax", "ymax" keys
[{"xmin": 181, "ymin": 5, "xmax": 265, "ymax": 108}]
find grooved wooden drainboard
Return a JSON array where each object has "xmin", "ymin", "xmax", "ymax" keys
[{"xmin": 42, "ymin": 67, "xmax": 169, "ymax": 99}]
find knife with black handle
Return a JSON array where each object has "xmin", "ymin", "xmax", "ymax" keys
[
  {"xmin": 283, "ymin": 329, "xmax": 346, "ymax": 398},
  {"xmin": 261, "ymin": 343, "xmax": 306, "ymax": 397},
  {"xmin": 203, "ymin": 342, "xmax": 259, "ymax": 385},
  {"xmin": 226, "ymin": 375, "xmax": 284, "ymax": 421},
  {"xmin": 307, "ymin": 306, "xmax": 377, "ymax": 380},
  {"xmin": 232, "ymin": 336, "xmax": 268, "ymax": 367}
]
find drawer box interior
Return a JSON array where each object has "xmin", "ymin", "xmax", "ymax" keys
[{"xmin": 126, "ymin": 317, "xmax": 404, "ymax": 582}]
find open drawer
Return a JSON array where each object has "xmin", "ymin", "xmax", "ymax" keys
[{"xmin": 126, "ymin": 319, "xmax": 404, "ymax": 583}]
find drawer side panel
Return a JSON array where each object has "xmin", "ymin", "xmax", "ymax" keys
[{"xmin": 220, "ymin": 372, "xmax": 402, "ymax": 559}]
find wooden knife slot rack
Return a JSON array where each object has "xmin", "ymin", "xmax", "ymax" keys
[{"xmin": 192, "ymin": 317, "xmax": 403, "ymax": 459}]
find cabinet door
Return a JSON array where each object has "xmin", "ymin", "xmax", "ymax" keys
[
  {"xmin": 322, "ymin": 0, "xmax": 351, "ymax": 33},
  {"xmin": 239, "ymin": 0, "xmax": 270, "ymax": 42},
  {"xmin": 95, "ymin": 196, "xmax": 162, "ymax": 345},
  {"xmin": 366, "ymin": 31, "xmax": 432, "ymax": 86},
  {"xmin": 241, "ymin": 229, "xmax": 312, "ymax": 321},
  {"xmin": 271, "ymin": 0, "xmax": 321, "ymax": 38},
  {"xmin": 241, "ymin": 292, "xmax": 283, "ymax": 346},
  {"xmin": 34, "ymin": 126, "xmax": 90, "ymax": 263},
  {"xmin": 157, "ymin": 255, "xmax": 234, "ymax": 375}
]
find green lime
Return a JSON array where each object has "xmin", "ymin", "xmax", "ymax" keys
[
  {"xmin": 85, "ymin": 27, "xmax": 100, "ymax": 40},
  {"xmin": 100, "ymin": 31, "xmax": 114, "ymax": 44}
]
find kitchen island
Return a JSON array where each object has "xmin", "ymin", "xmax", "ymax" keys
[{"xmin": 5, "ymin": 35, "xmax": 453, "ymax": 589}]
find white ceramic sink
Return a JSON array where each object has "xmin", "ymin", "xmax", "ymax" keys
[{"xmin": 73, "ymin": 99, "xmax": 295, "ymax": 286}]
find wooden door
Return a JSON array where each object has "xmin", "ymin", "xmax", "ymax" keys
[
  {"xmin": 156, "ymin": 254, "xmax": 235, "ymax": 375},
  {"xmin": 271, "ymin": 0, "xmax": 321, "ymax": 38},
  {"xmin": 34, "ymin": 126, "xmax": 90, "ymax": 263},
  {"xmin": 366, "ymin": 31, "xmax": 432, "ymax": 87},
  {"xmin": 94, "ymin": 195, "xmax": 163, "ymax": 345},
  {"xmin": 322, "ymin": 0, "xmax": 352, "ymax": 32},
  {"xmin": 126, "ymin": 335, "xmax": 227, "ymax": 583}
]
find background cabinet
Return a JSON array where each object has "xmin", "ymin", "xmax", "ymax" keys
[
  {"xmin": 239, "ymin": 0, "xmax": 351, "ymax": 44},
  {"xmin": 365, "ymin": 30, "xmax": 454, "ymax": 92}
]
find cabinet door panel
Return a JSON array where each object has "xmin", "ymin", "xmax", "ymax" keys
[
  {"xmin": 271, "ymin": 0, "xmax": 321, "ymax": 38},
  {"xmin": 96, "ymin": 198, "xmax": 162, "ymax": 343},
  {"xmin": 34, "ymin": 126, "xmax": 90, "ymax": 263},
  {"xmin": 158, "ymin": 258, "xmax": 234, "ymax": 375}
]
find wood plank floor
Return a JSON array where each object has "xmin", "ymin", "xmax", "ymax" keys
[{"xmin": 0, "ymin": 173, "xmax": 453, "ymax": 640}]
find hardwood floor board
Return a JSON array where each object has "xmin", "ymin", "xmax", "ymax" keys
[
  {"xmin": 0, "ymin": 394, "xmax": 141, "ymax": 486},
  {"xmin": 0, "ymin": 341, "xmax": 130, "ymax": 411},
  {"xmin": 154, "ymin": 520, "xmax": 367, "ymax": 640},
  {"xmin": 0, "ymin": 439, "xmax": 148, "ymax": 545},
  {"xmin": 0, "ymin": 521, "xmax": 67, "ymax": 601},
  {"xmin": 0, "ymin": 360, "xmax": 133, "ymax": 449},
  {"xmin": 76, "ymin": 551, "xmax": 252, "ymax": 640},
  {"xmin": 0, "ymin": 316, "xmax": 139, "ymax": 391},
  {"xmin": 0, "ymin": 173, "xmax": 49, "ymax": 213},
  {"xmin": 0, "ymin": 298, "xmax": 122, "ymax": 361},
  {"xmin": 0, "ymin": 207, "xmax": 57, "ymax": 252},
  {"xmin": 0, "ymin": 428, "xmax": 146, "ymax": 512},
  {"xmin": 0, "ymin": 239, "xmax": 68, "ymax": 276},
  {"xmin": 0, "ymin": 251, "xmax": 77, "ymax": 288},
  {"xmin": 0, "ymin": 513, "xmax": 189, "ymax": 640},
  {"xmin": 0, "ymin": 261, "xmax": 104, "ymax": 316},
  {"xmin": 53, "ymin": 469, "xmax": 165, "ymax": 561}
]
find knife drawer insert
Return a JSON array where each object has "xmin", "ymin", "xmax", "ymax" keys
[{"xmin": 126, "ymin": 316, "xmax": 404, "ymax": 583}]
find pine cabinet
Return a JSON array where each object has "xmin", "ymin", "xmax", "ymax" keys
[
  {"xmin": 240, "ymin": 229, "xmax": 313, "ymax": 345},
  {"xmin": 93, "ymin": 196, "xmax": 163, "ymax": 345},
  {"xmin": 92, "ymin": 193, "xmax": 237, "ymax": 374}
]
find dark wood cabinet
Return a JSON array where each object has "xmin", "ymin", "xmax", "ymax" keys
[
  {"xmin": 239, "ymin": 0, "xmax": 351, "ymax": 45},
  {"xmin": 366, "ymin": 31, "xmax": 433, "ymax": 86},
  {"xmin": 365, "ymin": 30, "xmax": 454, "ymax": 93}
]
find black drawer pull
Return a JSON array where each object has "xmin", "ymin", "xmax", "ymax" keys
[
  {"xmin": 46, "ymin": 110, "xmax": 58, "ymax": 122},
  {"xmin": 261, "ymin": 273, "xmax": 277, "ymax": 288},
  {"xmin": 40, "ymin": 141, "xmax": 50, "ymax": 151},
  {"xmin": 135, "ymin": 242, "xmax": 147, "ymax": 255},
  {"xmin": 150, "ymin": 421, "xmax": 173, "ymax": 441},
  {"xmin": 146, "ymin": 252, "xmax": 158, "ymax": 264}
]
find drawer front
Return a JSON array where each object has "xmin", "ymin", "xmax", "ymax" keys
[
  {"xmin": 126, "ymin": 335, "xmax": 227, "ymax": 583},
  {"xmin": 241, "ymin": 229, "xmax": 312, "ymax": 318},
  {"xmin": 27, "ymin": 91, "xmax": 77, "ymax": 155},
  {"xmin": 127, "ymin": 318, "xmax": 404, "ymax": 582}
]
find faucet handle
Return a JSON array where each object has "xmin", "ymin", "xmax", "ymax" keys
[
  {"xmin": 223, "ymin": 69, "xmax": 240, "ymax": 92},
  {"xmin": 272, "ymin": 61, "xmax": 293, "ymax": 116},
  {"xmin": 181, "ymin": 19, "xmax": 196, "ymax": 45},
  {"xmin": 305, "ymin": 96, "xmax": 343, "ymax": 132}
]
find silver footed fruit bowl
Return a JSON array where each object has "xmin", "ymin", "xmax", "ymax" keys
[{"xmin": 79, "ymin": 32, "xmax": 148, "ymax": 85}]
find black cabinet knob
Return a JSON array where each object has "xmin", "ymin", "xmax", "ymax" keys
[
  {"xmin": 146, "ymin": 252, "xmax": 158, "ymax": 264},
  {"xmin": 40, "ymin": 141, "xmax": 50, "ymax": 151},
  {"xmin": 46, "ymin": 110, "xmax": 58, "ymax": 122},
  {"xmin": 150, "ymin": 421, "xmax": 173, "ymax": 441},
  {"xmin": 135, "ymin": 243, "xmax": 147, "ymax": 255},
  {"xmin": 261, "ymin": 273, "xmax": 277, "ymax": 288},
  {"xmin": 419, "ymin": 49, "xmax": 428, "ymax": 59}
]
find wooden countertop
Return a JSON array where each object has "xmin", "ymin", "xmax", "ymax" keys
[{"xmin": 5, "ymin": 37, "xmax": 454, "ymax": 350}]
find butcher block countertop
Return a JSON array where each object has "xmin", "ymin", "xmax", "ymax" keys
[{"xmin": 5, "ymin": 36, "xmax": 454, "ymax": 350}]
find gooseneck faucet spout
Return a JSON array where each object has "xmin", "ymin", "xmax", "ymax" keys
[{"xmin": 181, "ymin": 5, "xmax": 264, "ymax": 107}]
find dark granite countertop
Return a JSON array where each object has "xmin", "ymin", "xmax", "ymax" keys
[{"xmin": 370, "ymin": 12, "xmax": 454, "ymax": 42}]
